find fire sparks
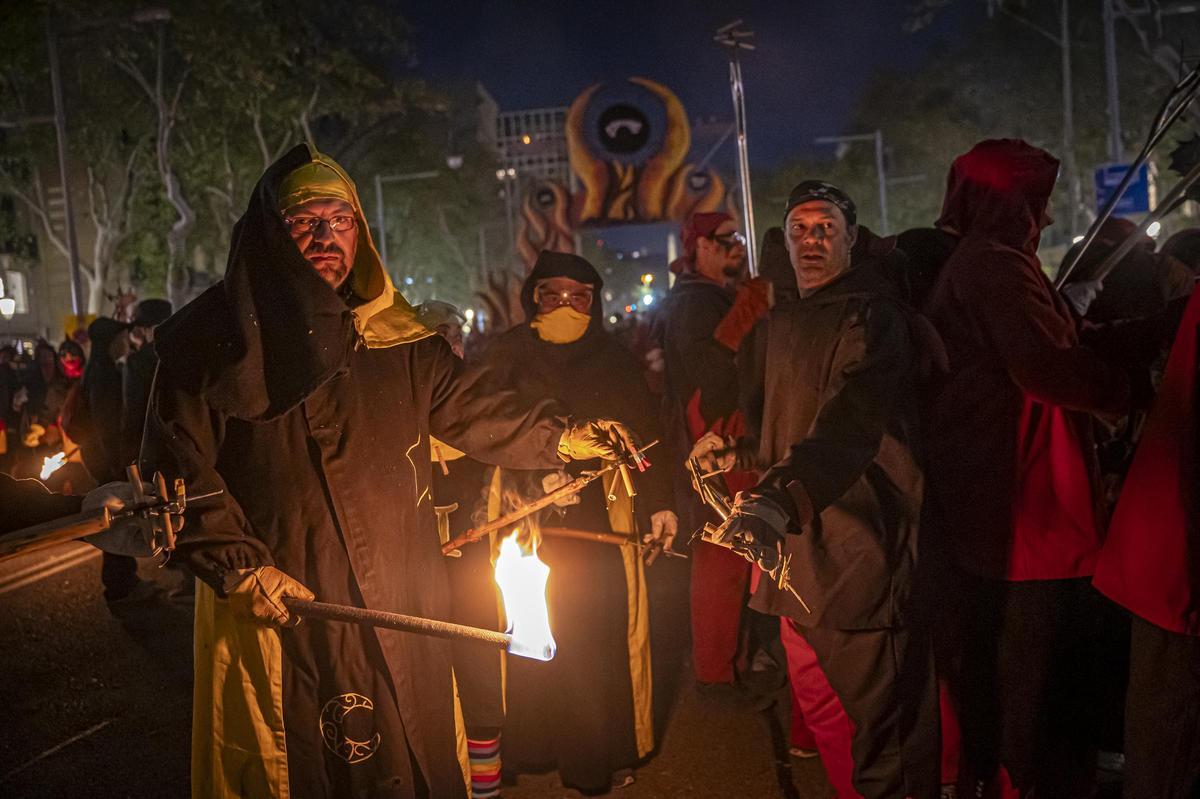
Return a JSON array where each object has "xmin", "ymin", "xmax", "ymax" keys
[
  {"xmin": 493, "ymin": 530, "xmax": 556, "ymax": 661},
  {"xmin": 39, "ymin": 451, "xmax": 68, "ymax": 481}
]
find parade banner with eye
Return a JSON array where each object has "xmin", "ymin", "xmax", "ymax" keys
[
  {"xmin": 517, "ymin": 180, "xmax": 576, "ymax": 269},
  {"xmin": 566, "ymin": 77, "xmax": 732, "ymax": 225}
]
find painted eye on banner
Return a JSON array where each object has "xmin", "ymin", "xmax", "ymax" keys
[
  {"xmin": 535, "ymin": 187, "xmax": 557, "ymax": 208},
  {"xmin": 687, "ymin": 171, "xmax": 713, "ymax": 193},
  {"xmin": 579, "ymin": 81, "xmax": 668, "ymax": 166},
  {"xmin": 599, "ymin": 104, "xmax": 650, "ymax": 155}
]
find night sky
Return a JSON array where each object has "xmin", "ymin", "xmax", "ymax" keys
[{"xmin": 401, "ymin": 0, "xmax": 981, "ymax": 168}]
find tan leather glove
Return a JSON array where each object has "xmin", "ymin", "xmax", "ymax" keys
[
  {"xmin": 687, "ymin": 431, "xmax": 737, "ymax": 474},
  {"xmin": 541, "ymin": 470, "xmax": 581, "ymax": 507},
  {"xmin": 558, "ymin": 418, "xmax": 638, "ymax": 462},
  {"xmin": 226, "ymin": 566, "xmax": 314, "ymax": 627}
]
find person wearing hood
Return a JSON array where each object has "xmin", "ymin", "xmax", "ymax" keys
[
  {"xmin": 1058, "ymin": 216, "xmax": 1193, "ymax": 324},
  {"xmin": 659, "ymin": 211, "xmax": 772, "ymax": 693},
  {"xmin": 121, "ymin": 298, "xmax": 173, "ymax": 468},
  {"xmin": 143, "ymin": 145, "xmax": 635, "ymax": 799},
  {"xmin": 71, "ymin": 316, "xmax": 153, "ymax": 604},
  {"xmin": 474, "ymin": 250, "xmax": 675, "ymax": 795},
  {"xmin": 696, "ymin": 181, "xmax": 938, "ymax": 798},
  {"xmin": 924, "ymin": 140, "xmax": 1144, "ymax": 797}
]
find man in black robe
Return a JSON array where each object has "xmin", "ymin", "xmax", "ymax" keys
[
  {"xmin": 146, "ymin": 145, "xmax": 633, "ymax": 799},
  {"xmin": 698, "ymin": 182, "xmax": 938, "ymax": 798}
]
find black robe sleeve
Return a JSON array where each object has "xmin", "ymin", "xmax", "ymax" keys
[
  {"xmin": 665, "ymin": 289, "xmax": 740, "ymax": 425},
  {"xmin": 420, "ymin": 335, "xmax": 568, "ymax": 471},
  {"xmin": 756, "ymin": 300, "xmax": 914, "ymax": 526},
  {"xmin": 144, "ymin": 365, "xmax": 273, "ymax": 588}
]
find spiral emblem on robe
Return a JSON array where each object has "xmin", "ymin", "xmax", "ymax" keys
[{"xmin": 320, "ymin": 692, "xmax": 382, "ymax": 764}]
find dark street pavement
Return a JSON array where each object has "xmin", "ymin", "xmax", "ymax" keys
[{"xmin": 0, "ymin": 546, "xmax": 833, "ymax": 798}]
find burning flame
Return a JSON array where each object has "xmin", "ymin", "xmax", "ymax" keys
[
  {"xmin": 40, "ymin": 451, "xmax": 68, "ymax": 481},
  {"xmin": 493, "ymin": 530, "xmax": 556, "ymax": 661}
]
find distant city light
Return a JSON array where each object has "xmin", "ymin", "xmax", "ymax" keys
[
  {"xmin": 608, "ymin": 314, "xmax": 618, "ymax": 324},
  {"xmin": 404, "ymin": 276, "xmax": 414, "ymax": 285},
  {"xmin": 522, "ymin": 134, "xmax": 532, "ymax": 144},
  {"xmin": 1072, "ymin": 235, "xmax": 1085, "ymax": 244},
  {"xmin": 1146, "ymin": 221, "xmax": 1162, "ymax": 238},
  {"xmin": 641, "ymin": 273, "xmax": 654, "ymax": 285},
  {"xmin": 624, "ymin": 304, "xmax": 635, "ymax": 313},
  {"xmin": 642, "ymin": 295, "xmax": 655, "ymax": 307},
  {"xmin": 464, "ymin": 308, "xmax": 475, "ymax": 321}
]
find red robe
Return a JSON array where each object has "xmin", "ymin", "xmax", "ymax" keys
[
  {"xmin": 1093, "ymin": 288, "xmax": 1200, "ymax": 635},
  {"xmin": 925, "ymin": 139, "xmax": 1131, "ymax": 580}
]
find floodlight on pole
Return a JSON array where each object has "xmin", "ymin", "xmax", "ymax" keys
[{"xmin": 715, "ymin": 20, "xmax": 759, "ymax": 277}]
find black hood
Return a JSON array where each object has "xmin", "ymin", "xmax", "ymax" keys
[
  {"xmin": 519, "ymin": 250, "xmax": 605, "ymax": 330},
  {"xmin": 156, "ymin": 143, "xmax": 428, "ymax": 422}
]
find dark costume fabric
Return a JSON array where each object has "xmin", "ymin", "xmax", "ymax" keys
[
  {"xmin": 147, "ymin": 144, "xmax": 566, "ymax": 799},
  {"xmin": 1093, "ymin": 288, "xmax": 1200, "ymax": 798},
  {"xmin": 77, "ymin": 318, "xmax": 140, "ymax": 599},
  {"xmin": 740, "ymin": 253, "xmax": 937, "ymax": 798},
  {"xmin": 121, "ymin": 342, "xmax": 160, "ymax": 467},
  {"xmin": 924, "ymin": 139, "xmax": 1132, "ymax": 797},
  {"xmin": 432, "ymin": 454, "xmax": 505, "ymax": 733},
  {"xmin": 658, "ymin": 270, "xmax": 755, "ymax": 684},
  {"xmin": 78, "ymin": 318, "xmax": 128, "ymax": 484},
  {"xmin": 477, "ymin": 252, "xmax": 667, "ymax": 794}
]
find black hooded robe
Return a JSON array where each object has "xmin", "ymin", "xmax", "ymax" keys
[
  {"xmin": 147, "ymin": 145, "xmax": 567, "ymax": 799},
  {"xmin": 476, "ymin": 252, "xmax": 670, "ymax": 793}
]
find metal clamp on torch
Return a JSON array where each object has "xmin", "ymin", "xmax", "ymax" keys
[
  {"xmin": 0, "ymin": 465, "xmax": 221, "ymax": 562},
  {"xmin": 685, "ymin": 456, "xmax": 809, "ymax": 612}
]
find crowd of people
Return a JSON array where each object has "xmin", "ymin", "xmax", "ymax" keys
[
  {"xmin": 1, "ymin": 298, "xmax": 173, "ymax": 602},
  {"xmin": 2, "ymin": 135, "xmax": 1198, "ymax": 799}
]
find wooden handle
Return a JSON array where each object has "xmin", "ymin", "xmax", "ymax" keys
[{"xmin": 0, "ymin": 508, "xmax": 111, "ymax": 561}]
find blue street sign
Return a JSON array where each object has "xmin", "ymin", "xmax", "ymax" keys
[{"xmin": 1094, "ymin": 163, "xmax": 1153, "ymax": 217}]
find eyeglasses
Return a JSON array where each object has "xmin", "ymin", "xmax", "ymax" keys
[
  {"xmin": 711, "ymin": 231, "xmax": 746, "ymax": 249},
  {"xmin": 284, "ymin": 215, "xmax": 357, "ymax": 234},
  {"xmin": 534, "ymin": 285, "xmax": 594, "ymax": 312}
]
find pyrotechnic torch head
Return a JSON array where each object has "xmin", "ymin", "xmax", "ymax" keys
[{"xmin": 493, "ymin": 531, "xmax": 556, "ymax": 661}]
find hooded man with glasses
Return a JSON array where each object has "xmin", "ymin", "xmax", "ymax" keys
[{"xmin": 145, "ymin": 145, "xmax": 635, "ymax": 799}]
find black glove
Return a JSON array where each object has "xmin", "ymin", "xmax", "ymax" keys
[{"xmin": 706, "ymin": 493, "xmax": 790, "ymax": 575}]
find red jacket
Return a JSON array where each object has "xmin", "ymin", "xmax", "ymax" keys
[
  {"xmin": 925, "ymin": 140, "xmax": 1131, "ymax": 580},
  {"xmin": 1093, "ymin": 289, "xmax": 1200, "ymax": 634}
]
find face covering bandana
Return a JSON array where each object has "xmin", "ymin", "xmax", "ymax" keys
[{"xmin": 531, "ymin": 306, "xmax": 591, "ymax": 344}]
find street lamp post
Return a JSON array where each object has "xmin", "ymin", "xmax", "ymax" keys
[
  {"xmin": 495, "ymin": 167, "xmax": 518, "ymax": 265},
  {"xmin": 814, "ymin": 130, "xmax": 889, "ymax": 235},
  {"xmin": 373, "ymin": 169, "xmax": 442, "ymax": 268},
  {"xmin": 45, "ymin": 17, "xmax": 84, "ymax": 317}
]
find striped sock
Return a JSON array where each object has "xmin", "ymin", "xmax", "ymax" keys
[{"xmin": 467, "ymin": 735, "xmax": 502, "ymax": 798}]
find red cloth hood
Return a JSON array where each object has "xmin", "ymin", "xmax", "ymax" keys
[
  {"xmin": 937, "ymin": 139, "xmax": 1059, "ymax": 254},
  {"xmin": 1093, "ymin": 289, "xmax": 1200, "ymax": 635}
]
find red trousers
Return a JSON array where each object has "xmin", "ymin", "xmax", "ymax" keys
[
  {"xmin": 780, "ymin": 618, "xmax": 860, "ymax": 799},
  {"xmin": 690, "ymin": 541, "xmax": 750, "ymax": 684}
]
